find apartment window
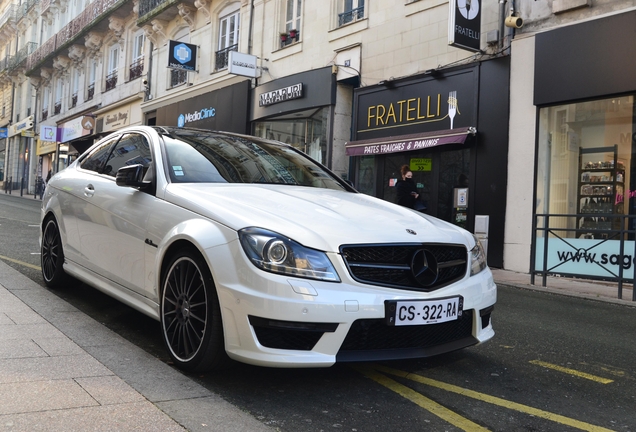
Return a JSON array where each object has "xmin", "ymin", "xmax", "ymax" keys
[
  {"xmin": 170, "ymin": 29, "xmax": 188, "ymax": 88},
  {"xmin": 215, "ymin": 10, "xmax": 239, "ymax": 70},
  {"xmin": 54, "ymin": 79, "xmax": 62, "ymax": 115},
  {"xmin": 338, "ymin": 0, "xmax": 365, "ymax": 26},
  {"xmin": 41, "ymin": 87, "xmax": 49, "ymax": 121},
  {"xmin": 281, "ymin": 0, "xmax": 302, "ymax": 48},
  {"xmin": 129, "ymin": 31, "xmax": 144, "ymax": 81},
  {"xmin": 170, "ymin": 69, "xmax": 187, "ymax": 88},
  {"xmin": 105, "ymin": 44, "xmax": 119, "ymax": 92},
  {"xmin": 87, "ymin": 60, "xmax": 96, "ymax": 101},
  {"xmin": 71, "ymin": 69, "xmax": 79, "ymax": 108}
]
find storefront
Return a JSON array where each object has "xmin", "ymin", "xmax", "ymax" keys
[
  {"xmin": 151, "ymin": 80, "xmax": 250, "ymax": 133},
  {"xmin": 94, "ymin": 97, "xmax": 143, "ymax": 136},
  {"xmin": 35, "ymin": 135, "xmax": 57, "ymax": 195},
  {"xmin": 5, "ymin": 116, "xmax": 35, "ymax": 194},
  {"xmin": 526, "ymin": 10, "xmax": 636, "ymax": 286},
  {"xmin": 250, "ymin": 67, "xmax": 339, "ymax": 170},
  {"xmin": 347, "ymin": 58, "xmax": 510, "ymax": 267},
  {"xmin": 57, "ymin": 115, "xmax": 97, "ymax": 170}
]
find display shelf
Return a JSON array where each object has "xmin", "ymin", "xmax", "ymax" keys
[{"xmin": 577, "ymin": 145, "xmax": 624, "ymax": 238}]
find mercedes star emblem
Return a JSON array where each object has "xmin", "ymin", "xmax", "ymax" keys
[{"xmin": 411, "ymin": 249, "xmax": 439, "ymax": 286}]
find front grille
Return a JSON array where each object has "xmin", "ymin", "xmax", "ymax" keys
[
  {"xmin": 336, "ymin": 310, "xmax": 475, "ymax": 361},
  {"xmin": 340, "ymin": 244, "xmax": 467, "ymax": 291}
]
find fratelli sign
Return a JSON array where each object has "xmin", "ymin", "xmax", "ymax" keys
[
  {"xmin": 448, "ymin": 0, "xmax": 481, "ymax": 52},
  {"xmin": 353, "ymin": 69, "xmax": 476, "ymax": 140},
  {"xmin": 168, "ymin": 40, "xmax": 197, "ymax": 72}
]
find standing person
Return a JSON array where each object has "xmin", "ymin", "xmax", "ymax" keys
[{"xmin": 395, "ymin": 165, "xmax": 419, "ymax": 209}]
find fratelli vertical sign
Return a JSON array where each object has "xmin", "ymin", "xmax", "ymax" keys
[{"xmin": 448, "ymin": 0, "xmax": 481, "ymax": 52}]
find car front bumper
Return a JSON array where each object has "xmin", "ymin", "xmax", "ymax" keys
[{"xmin": 206, "ymin": 240, "xmax": 497, "ymax": 368}]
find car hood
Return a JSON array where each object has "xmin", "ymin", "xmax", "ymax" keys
[{"xmin": 163, "ymin": 184, "xmax": 472, "ymax": 252}]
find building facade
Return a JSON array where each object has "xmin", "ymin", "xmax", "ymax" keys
[
  {"xmin": 505, "ymin": 0, "xmax": 636, "ymax": 285},
  {"xmin": 1, "ymin": 0, "xmax": 513, "ymax": 267}
]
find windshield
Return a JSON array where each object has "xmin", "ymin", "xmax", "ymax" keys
[{"xmin": 160, "ymin": 129, "xmax": 347, "ymax": 191}]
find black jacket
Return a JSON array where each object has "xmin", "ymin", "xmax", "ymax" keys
[{"xmin": 396, "ymin": 178, "xmax": 418, "ymax": 208}]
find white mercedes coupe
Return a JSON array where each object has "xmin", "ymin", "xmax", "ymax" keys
[{"xmin": 40, "ymin": 126, "xmax": 496, "ymax": 372}]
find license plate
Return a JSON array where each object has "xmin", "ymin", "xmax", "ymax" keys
[{"xmin": 385, "ymin": 296, "xmax": 463, "ymax": 326}]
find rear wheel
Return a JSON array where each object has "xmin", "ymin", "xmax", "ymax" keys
[
  {"xmin": 41, "ymin": 217, "xmax": 68, "ymax": 288},
  {"xmin": 160, "ymin": 246, "xmax": 229, "ymax": 372}
]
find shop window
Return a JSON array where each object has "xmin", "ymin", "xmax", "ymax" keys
[
  {"xmin": 535, "ymin": 96, "xmax": 636, "ymax": 278},
  {"xmin": 253, "ymin": 108, "xmax": 327, "ymax": 164}
]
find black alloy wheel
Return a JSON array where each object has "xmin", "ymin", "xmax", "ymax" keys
[
  {"xmin": 161, "ymin": 246, "xmax": 229, "ymax": 372},
  {"xmin": 41, "ymin": 217, "xmax": 67, "ymax": 288}
]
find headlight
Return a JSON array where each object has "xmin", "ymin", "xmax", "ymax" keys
[
  {"xmin": 470, "ymin": 235, "xmax": 487, "ymax": 276},
  {"xmin": 239, "ymin": 227, "xmax": 340, "ymax": 282}
]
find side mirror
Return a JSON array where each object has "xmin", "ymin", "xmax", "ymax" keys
[{"xmin": 116, "ymin": 164, "xmax": 151, "ymax": 188}]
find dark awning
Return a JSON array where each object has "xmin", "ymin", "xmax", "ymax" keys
[{"xmin": 345, "ymin": 126, "xmax": 476, "ymax": 156}]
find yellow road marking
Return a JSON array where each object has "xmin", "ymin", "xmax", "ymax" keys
[
  {"xmin": 367, "ymin": 364, "xmax": 615, "ymax": 432},
  {"xmin": 354, "ymin": 366, "xmax": 488, "ymax": 431},
  {"xmin": 530, "ymin": 360, "xmax": 614, "ymax": 384},
  {"xmin": 0, "ymin": 254, "xmax": 41, "ymax": 271}
]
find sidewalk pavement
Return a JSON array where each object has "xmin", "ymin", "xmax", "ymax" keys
[
  {"xmin": 1, "ymin": 260, "xmax": 635, "ymax": 432},
  {"xmin": 0, "ymin": 259, "xmax": 274, "ymax": 432}
]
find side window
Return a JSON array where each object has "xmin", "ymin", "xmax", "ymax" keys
[
  {"xmin": 79, "ymin": 137, "xmax": 119, "ymax": 172},
  {"xmin": 102, "ymin": 133, "xmax": 152, "ymax": 177}
]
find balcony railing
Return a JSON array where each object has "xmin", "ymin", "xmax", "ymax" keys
[
  {"xmin": 87, "ymin": 83, "xmax": 95, "ymax": 100},
  {"xmin": 215, "ymin": 44, "xmax": 238, "ymax": 71},
  {"xmin": 54, "ymin": 101, "xmax": 62, "ymax": 115},
  {"xmin": 17, "ymin": 0, "xmax": 39, "ymax": 20},
  {"xmin": 137, "ymin": 0, "xmax": 178, "ymax": 20},
  {"xmin": 0, "ymin": 5, "xmax": 17, "ymax": 30},
  {"xmin": 0, "ymin": 56, "xmax": 13, "ymax": 73},
  {"xmin": 105, "ymin": 70, "xmax": 117, "ymax": 92},
  {"xmin": 26, "ymin": 0, "xmax": 122, "ymax": 73},
  {"xmin": 71, "ymin": 92, "xmax": 78, "ymax": 108},
  {"xmin": 129, "ymin": 58, "xmax": 143, "ymax": 81},
  {"xmin": 40, "ymin": 0, "xmax": 50, "ymax": 14},
  {"xmin": 170, "ymin": 69, "xmax": 187, "ymax": 88},
  {"xmin": 41, "ymin": 108, "xmax": 48, "ymax": 121},
  {"xmin": 9, "ymin": 42, "xmax": 37, "ymax": 71},
  {"xmin": 338, "ymin": 6, "xmax": 364, "ymax": 27}
]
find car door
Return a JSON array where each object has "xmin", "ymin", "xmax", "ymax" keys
[
  {"xmin": 75, "ymin": 132, "xmax": 157, "ymax": 295},
  {"xmin": 57, "ymin": 136, "xmax": 120, "ymax": 266}
]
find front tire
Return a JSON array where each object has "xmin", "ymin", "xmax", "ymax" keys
[
  {"xmin": 161, "ymin": 246, "xmax": 229, "ymax": 372},
  {"xmin": 41, "ymin": 217, "xmax": 68, "ymax": 288}
]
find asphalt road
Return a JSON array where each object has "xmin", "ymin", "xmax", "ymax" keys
[{"xmin": 1, "ymin": 192, "xmax": 635, "ymax": 431}]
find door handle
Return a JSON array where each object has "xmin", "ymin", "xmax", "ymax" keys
[{"xmin": 84, "ymin": 184, "xmax": 95, "ymax": 197}]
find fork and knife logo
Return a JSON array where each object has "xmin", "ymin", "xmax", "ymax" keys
[
  {"xmin": 457, "ymin": 0, "xmax": 480, "ymax": 20},
  {"xmin": 448, "ymin": 91, "xmax": 460, "ymax": 129}
]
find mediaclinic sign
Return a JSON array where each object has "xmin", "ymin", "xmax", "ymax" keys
[
  {"xmin": 168, "ymin": 40, "xmax": 197, "ymax": 72},
  {"xmin": 259, "ymin": 83, "xmax": 303, "ymax": 107},
  {"xmin": 448, "ymin": 0, "xmax": 481, "ymax": 52}
]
